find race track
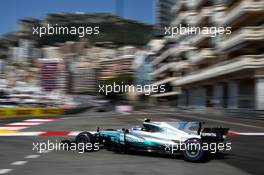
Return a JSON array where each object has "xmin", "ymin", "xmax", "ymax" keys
[{"xmin": 0, "ymin": 109, "xmax": 264, "ymax": 175}]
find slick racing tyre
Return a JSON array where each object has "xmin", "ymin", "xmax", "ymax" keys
[
  {"xmin": 75, "ymin": 132, "xmax": 95, "ymax": 152},
  {"xmin": 60, "ymin": 140, "xmax": 72, "ymax": 150},
  {"xmin": 182, "ymin": 138, "xmax": 204, "ymax": 162}
]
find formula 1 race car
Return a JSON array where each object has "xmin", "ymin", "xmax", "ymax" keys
[{"xmin": 62, "ymin": 119, "xmax": 229, "ymax": 162}]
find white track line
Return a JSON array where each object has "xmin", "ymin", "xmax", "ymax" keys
[
  {"xmin": 0, "ymin": 169, "xmax": 13, "ymax": 174},
  {"xmin": 6, "ymin": 122, "xmax": 42, "ymax": 126},
  {"xmin": 0, "ymin": 127, "xmax": 28, "ymax": 130},
  {"xmin": 0, "ymin": 132, "xmax": 45, "ymax": 136},
  {"xmin": 38, "ymin": 150, "xmax": 52, "ymax": 154},
  {"xmin": 239, "ymin": 132, "xmax": 264, "ymax": 136},
  {"xmin": 11, "ymin": 161, "xmax": 27, "ymax": 166},
  {"xmin": 24, "ymin": 119, "xmax": 55, "ymax": 122},
  {"xmin": 25, "ymin": 155, "xmax": 41, "ymax": 159}
]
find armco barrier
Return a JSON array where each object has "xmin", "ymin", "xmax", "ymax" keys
[{"xmin": 0, "ymin": 108, "xmax": 64, "ymax": 118}]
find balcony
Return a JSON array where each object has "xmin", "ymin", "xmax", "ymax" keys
[
  {"xmin": 217, "ymin": 26, "xmax": 264, "ymax": 52},
  {"xmin": 186, "ymin": 0, "xmax": 208, "ymax": 9},
  {"xmin": 185, "ymin": 11, "xmax": 198, "ymax": 26},
  {"xmin": 151, "ymin": 90, "xmax": 182, "ymax": 97},
  {"xmin": 170, "ymin": 44, "xmax": 196, "ymax": 58},
  {"xmin": 152, "ymin": 60, "xmax": 191, "ymax": 77},
  {"xmin": 171, "ymin": 0, "xmax": 188, "ymax": 13},
  {"xmin": 172, "ymin": 55, "xmax": 264, "ymax": 86},
  {"xmin": 152, "ymin": 48, "xmax": 172, "ymax": 66},
  {"xmin": 151, "ymin": 62, "xmax": 173, "ymax": 76},
  {"xmin": 190, "ymin": 33, "xmax": 211, "ymax": 47},
  {"xmin": 188, "ymin": 48, "xmax": 215, "ymax": 64},
  {"xmin": 189, "ymin": 7, "xmax": 213, "ymax": 26},
  {"xmin": 219, "ymin": 0, "xmax": 264, "ymax": 27},
  {"xmin": 170, "ymin": 61, "xmax": 191, "ymax": 72},
  {"xmin": 151, "ymin": 77, "xmax": 179, "ymax": 86},
  {"xmin": 171, "ymin": 12, "xmax": 189, "ymax": 26},
  {"xmin": 211, "ymin": 5, "xmax": 226, "ymax": 24}
]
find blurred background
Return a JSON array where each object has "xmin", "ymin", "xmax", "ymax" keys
[{"xmin": 0, "ymin": 0, "xmax": 263, "ymax": 117}]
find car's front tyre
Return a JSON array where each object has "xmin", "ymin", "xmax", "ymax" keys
[{"xmin": 75, "ymin": 132, "xmax": 95, "ymax": 152}]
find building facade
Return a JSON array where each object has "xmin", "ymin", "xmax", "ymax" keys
[
  {"xmin": 99, "ymin": 46, "xmax": 136, "ymax": 80},
  {"xmin": 156, "ymin": 0, "xmax": 177, "ymax": 31},
  {"xmin": 151, "ymin": 0, "xmax": 264, "ymax": 110},
  {"xmin": 39, "ymin": 47, "xmax": 67, "ymax": 92}
]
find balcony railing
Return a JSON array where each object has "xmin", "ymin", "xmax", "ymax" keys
[
  {"xmin": 186, "ymin": 0, "xmax": 206, "ymax": 9},
  {"xmin": 217, "ymin": 26, "xmax": 264, "ymax": 52},
  {"xmin": 189, "ymin": 7, "xmax": 213, "ymax": 26},
  {"xmin": 171, "ymin": 12, "xmax": 189, "ymax": 26},
  {"xmin": 170, "ymin": 61, "xmax": 191, "ymax": 72},
  {"xmin": 170, "ymin": 43, "xmax": 196, "ymax": 57},
  {"xmin": 219, "ymin": 0, "xmax": 264, "ymax": 26},
  {"xmin": 151, "ymin": 90, "xmax": 182, "ymax": 97},
  {"xmin": 151, "ymin": 77, "xmax": 179, "ymax": 86},
  {"xmin": 151, "ymin": 62, "xmax": 173, "ymax": 76},
  {"xmin": 185, "ymin": 11, "xmax": 198, "ymax": 26},
  {"xmin": 171, "ymin": 0, "xmax": 188, "ymax": 13},
  {"xmin": 172, "ymin": 55, "xmax": 264, "ymax": 86},
  {"xmin": 188, "ymin": 48, "xmax": 215, "ymax": 64},
  {"xmin": 152, "ymin": 48, "xmax": 172, "ymax": 66},
  {"xmin": 211, "ymin": 5, "xmax": 226, "ymax": 24},
  {"xmin": 152, "ymin": 60, "xmax": 191, "ymax": 76},
  {"xmin": 190, "ymin": 33, "xmax": 211, "ymax": 46}
]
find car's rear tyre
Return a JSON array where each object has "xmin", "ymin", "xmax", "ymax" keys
[
  {"xmin": 182, "ymin": 138, "xmax": 204, "ymax": 162},
  {"xmin": 75, "ymin": 132, "xmax": 95, "ymax": 152},
  {"xmin": 60, "ymin": 140, "xmax": 72, "ymax": 150}
]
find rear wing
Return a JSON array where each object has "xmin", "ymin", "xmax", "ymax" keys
[{"xmin": 201, "ymin": 127, "xmax": 229, "ymax": 142}]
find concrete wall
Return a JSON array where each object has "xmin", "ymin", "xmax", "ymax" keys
[
  {"xmin": 255, "ymin": 78, "xmax": 264, "ymax": 110},
  {"xmin": 213, "ymin": 83, "xmax": 224, "ymax": 108},
  {"xmin": 188, "ymin": 88, "xmax": 206, "ymax": 108},
  {"xmin": 227, "ymin": 80, "xmax": 238, "ymax": 109}
]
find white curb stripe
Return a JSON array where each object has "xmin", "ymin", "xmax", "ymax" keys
[
  {"xmin": 239, "ymin": 132, "xmax": 264, "ymax": 136},
  {"xmin": 38, "ymin": 150, "xmax": 52, "ymax": 154},
  {"xmin": 7, "ymin": 122, "xmax": 42, "ymax": 126},
  {"xmin": 0, "ymin": 127, "xmax": 28, "ymax": 130},
  {"xmin": 0, "ymin": 169, "xmax": 13, "ymax": 174},
  {"xmin": 0, "ymin": 118, "xmax": 60, "ymax": 131},
  {"xmin": 0, "ymin": 132, "xmax": 45, "ymax": 136},
  {"xmin": 68, "ymin": 131, "xmax": 82, "ymax": 136},
  {"xmin": 24, "ymin": 119, "xmax": 55, "ymax": 122},
  {"xmin": 25, "ymin": 155, "xmax": 41, "ymax": 159},
  {"xmin": 11, "ymin": 161, "xmax": 27, "ymax": 166}
]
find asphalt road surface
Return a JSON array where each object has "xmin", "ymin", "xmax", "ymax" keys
[{"xmin": 0, "ymin": 109, "xmax": 264, "ymax": 175}]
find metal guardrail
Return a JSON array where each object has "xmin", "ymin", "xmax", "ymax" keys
[{"xmin": 177, "ymin": 107, "xmax": 264, "ymax": 120}]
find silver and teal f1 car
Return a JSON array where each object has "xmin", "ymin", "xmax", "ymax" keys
[{"xmin": 62, "ymin": 119, "xmax": 229, "ymax": 162}]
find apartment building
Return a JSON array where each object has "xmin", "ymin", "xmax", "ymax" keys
[
  {"xmin": 151, "ymin": 0, "xmax": 264, "ymax": 110},
  {"xmin": 156, "ymin": 0, "xmax": 177, "ymax": 29},
  {"xmin": 99, "ymin": 56, "xmax": 134, "ymax": 80},
  {"xmin": 71, "ymin": 66, "xmax": 97, "ymax": 93},
  {"xmin": 99, "ymin": 46, "xmax": 136, "ymax": 80},
  {"xmin": 39, "ymin": 47, "xmax": 67, "ymax": 92}
]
